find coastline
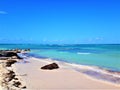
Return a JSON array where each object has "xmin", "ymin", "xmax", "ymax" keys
[
  {"xmin": 0, "ymin": 50, "xmax": 28, "ymax": 89},
  {"xmin": 13, "ymin": 57, "xmax": 120, "ymax": 90}
]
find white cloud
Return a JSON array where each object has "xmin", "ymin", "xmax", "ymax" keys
[{"xmin": 0, "ymin": 11, "xmax": 7, "ymax": 14}]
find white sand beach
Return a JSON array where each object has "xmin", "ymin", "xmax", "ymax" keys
[{"xmin": 13, "ymin": 57, "xmax": 120, "ymax": 90}]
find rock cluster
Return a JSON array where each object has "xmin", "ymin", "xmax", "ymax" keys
[{"xmin": 0, "ymin": 50, "xmax": 27, "ymax": 90}]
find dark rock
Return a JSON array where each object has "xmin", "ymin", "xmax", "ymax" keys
[
  {"xmin": 4, "ymin": 52, "xmax": 23, "ymax": 59},
  {"xmin": 28, "ymin": 49, "xmax": 30, "ymax": 51},
  {"xmin": 41, "ymin": 63, "xmax": 59, "ymax": 70},
  {"xmin": 13, "ymin": 81, "xmax": 21, "ymax": 87},
  {"xmin": 14, "ymin": 78, "xmax": 18, "ymax": 80},
  {"xmin": 24, "ymin": 49, "xmax": 30, "ymax": 51},
  {"xmin": 6, "ymin": 60, "xmax": 17, "ymax": 67},
  {"xmin": 6, "ymin": 70, "xmax": 15, "ymax": 82},
  {"xmin": 21, "ymin": 86, "xmax": 27, "ymax": 89}
]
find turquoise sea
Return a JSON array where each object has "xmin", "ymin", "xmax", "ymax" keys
[{"xmin": 0, "ymin": 44, "xmax": 120, "ymax": 84}]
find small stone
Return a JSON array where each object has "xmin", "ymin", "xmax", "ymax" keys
[
  {"xmin": 21, "ymin": 86, "xmax": 27, "ymax": 89},
  {"xmin": 13, "ymin": 81, "xmax": 21, "ymax": 87},
  {"xmin": 14, "ymin": 78, "xmax": 18, "ymax": 80}
]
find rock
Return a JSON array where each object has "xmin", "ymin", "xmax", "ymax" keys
[
  {"xmin": 24, "ymin": 49, "xmax": 30, "ymax": 51},
  {"xmin": 5, "ymin": 70, "xmax": 15, "ymax": 82},
  {"xmin": 6, "ymin": 60, "xmax": 17, "ymax": 67},
  {"xmin": 14, "ymin": 78, "xmax": 18, "ymax": 80},
  {"xmin": 41, "ymin": 63, "xmax": 59, "ymax": 70},
  {"xmin": 21, "ymin": 86, "xmax": 27, "ymax": 89},
  {"xmin": 13, "ymin": 81, "xmax": 21, "ymax": 87},
  {"xmin": 4, "ymin": 52, "xmax": 23, "ymax": 59}
]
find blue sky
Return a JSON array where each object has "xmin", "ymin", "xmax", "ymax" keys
[{"xmin": 0, "ymin": 0, "xmax": 120, "ymax": 44}]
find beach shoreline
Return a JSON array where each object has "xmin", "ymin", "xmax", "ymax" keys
[{"xmin": 13, "ymin": 57, "xmax": 120, "ymax": 90}]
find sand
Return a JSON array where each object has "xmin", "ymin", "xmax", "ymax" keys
[{"xmin": 13, "ymin": 57, "xmax": 120, "ymax": 90}]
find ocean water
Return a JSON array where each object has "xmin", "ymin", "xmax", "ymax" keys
[
  {"xmin": 0, "ymin": 44, "xmax": 120, "ymax": 71},
  {"xmin": 0, "ymin": 44, "xmax": 120, "ymax": 84}
]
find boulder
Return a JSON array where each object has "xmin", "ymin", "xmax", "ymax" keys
[
  {"xmin": 4, "ymin": 52, "xmax": 23, "ymax": 59},
  {"xmin": 41, "ymin": 63, "xmax": 59, "ymax": 70}
]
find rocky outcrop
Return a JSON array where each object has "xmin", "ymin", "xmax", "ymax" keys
[
  {"xmin": 0, "ymin": 49, "xmax": 27, "ymax": 90},
  {"xmin": 4, "ymin": 52, "xmax": 23, "ymax": 59},
  {"xmin": 41, "ymin": 63, "xmax": 59, "ymax": 70},
  {"xmin": 0, "ymin": 49, "xmax": 30, "ymax": 59},
  {"xmin": 0, "ymin": 59, "xmax": 27, "ymax": 90}
]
